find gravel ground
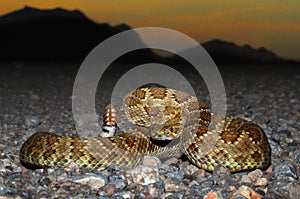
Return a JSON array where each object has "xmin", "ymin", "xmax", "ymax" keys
[{"xmin": 0, "ymin": 65, "xmax": 299, "ymax": 198}]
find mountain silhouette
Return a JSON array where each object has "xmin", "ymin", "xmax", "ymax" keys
[
  {"xmin": 0, "ymin": 6, "xmax": 152, "ymax": 63},
  {"xmin": 0, "ymin": 6, "xmax": 298, "ymax": 68},
  {"xmin": 200, "ymin": 39, "xmax": 298, "ymax": 65}
]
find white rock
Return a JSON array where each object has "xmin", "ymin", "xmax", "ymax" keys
[
  {"xmin": 73, "ymin": 173, "xmax": 107, "ymax": 189},
  {"xmin": 128, "ymin": 165, "xmax": 159, "ymax": 185},
  {"xmin": 142, "ymin": 156, "xmax": 161, "ymax": 168}
]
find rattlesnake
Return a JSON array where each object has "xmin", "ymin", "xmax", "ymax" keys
[{"xmin": 20, "ymin": 87, "xmax": 271, "ymax": 172}]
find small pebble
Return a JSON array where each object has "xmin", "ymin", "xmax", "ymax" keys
[
  {"xmin": 164, "ymin": 178, "xmax": 185, "ymax": 192},
  {"xmin": 182, "ymin": 163, "xmax": 199, "ymax": 176},
  {"xmin": 24, "ymin": 116, "xmax": 40, "ymax": 127},
  {"xmin": 128, "ymin": 165, "xmax": 159, "ymax": 185},
  {"xmin": 229, "ymin": 186, "xmax": 262, "ymax": 199},
  {"xmin": 103, "ymin": 184, "xmax": 116, "ymax": 196},
  {"xmin": 203, "ymin": 191, "xmax": 218, "ymax": 199},
  {"xmin": 162, "ymin": 192, "xmax": 184, "ymax": 199},
  {"xmin": 112, "ymin": 191, "xmax": 132, "ymax": 199},
  {"xmin": 274, "ymin": 161, "xmax": 298, "ymax": 179},
  {"xmin": 142, "ymin": 156, "xmax": 161, "ymax": 168},
  {"xmin": 108, "ymin": 174, "xmax": 127, "ymax": 189},
  {"xmin": 254, "ymin": 178, "xmax": 268, "ymax": 187},
  {"xmin": 240, "ymin": 175, "xmax": 252, "ymax": 184},
  {"xmin": 289, "ymin": 149, "xmax": 300, "ymax": 163},
  {"xmin": 30, "ymin": 93, "xmax": 40, "ymax": 100},
  {"xmin": 73, "ymin": 173, "xmax": 107, "ymax": 189},
  {"xmin": 247, "ymin": 169, "xmax": 263, "ymax": 182}
]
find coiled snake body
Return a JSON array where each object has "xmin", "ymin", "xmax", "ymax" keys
[{"xmin": 20, "ymin": 87, "xmax": 270, "ymax": 172}]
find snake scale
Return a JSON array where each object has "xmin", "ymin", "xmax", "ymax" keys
[{"xmin": 20, "ymin": 87, "xmax": 271, "ymax": 172}]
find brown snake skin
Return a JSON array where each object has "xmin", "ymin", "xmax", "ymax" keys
[{"xmin": 20, "ymin": 87, "xmax": 271, "ymax": 172}]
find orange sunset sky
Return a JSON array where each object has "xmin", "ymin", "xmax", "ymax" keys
[{"xmin": 1, "ymin": 0, "xmax": 300, "ymax": 60}]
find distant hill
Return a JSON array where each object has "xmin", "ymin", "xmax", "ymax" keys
[
  {"xmin": 0, "ymin": 6, "xmax": 152, "ymax": 63},
  {"xmin": 200, "ymin": 39, "xmax": 298, "ymax": 65},
  {"xmin": 0, "ymin": 6, "xmax": 299, "ymax": 68}
]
